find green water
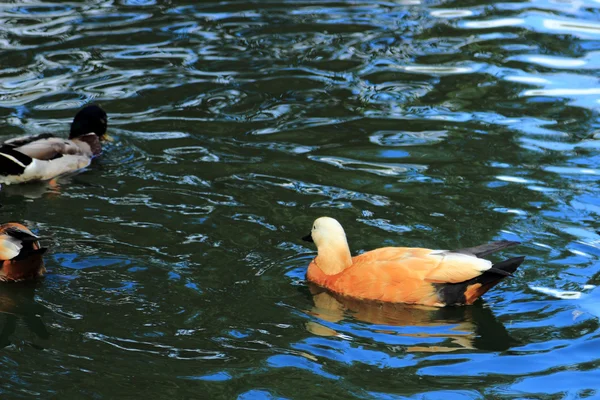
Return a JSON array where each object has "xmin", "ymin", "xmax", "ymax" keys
[{"xmin": 1, "ymin": 0, "xmax": 600, "ymax": 398}]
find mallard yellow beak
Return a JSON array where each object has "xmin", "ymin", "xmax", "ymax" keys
[{"xmin": 102, "ymin": 133, "xmax": 115, "ymax": 142}]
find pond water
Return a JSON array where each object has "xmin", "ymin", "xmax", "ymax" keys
[{"xmin": 1, "ymin": 0, "xmax": 600, "ymax": 398}]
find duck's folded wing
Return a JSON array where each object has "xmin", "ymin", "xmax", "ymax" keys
[
  {"xmin": 9, "ymin": 138, "xmax": 81, "ymax": 160},
  {"xmin": 0, "ymin": 225, "xmax": 39, "ymax": 261},
  {"xmin": 2, "ymin": 133, "xmax": 55, "ymax": 148},
  {"xmin": 352, "ymin": 248, "xmax": 492, "ymax": 284},
  {"xmin": 424, "ymin": 251, "xmax": 492, "ymax": 284}
]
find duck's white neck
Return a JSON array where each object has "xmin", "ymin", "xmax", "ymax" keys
[{"xmin": 315, "ymin": 238, "xmax": 353, "ymax": 275}]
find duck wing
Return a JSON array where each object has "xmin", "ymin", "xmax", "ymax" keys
[
  {"xmin": 351, "ymin": 247, "xmax": 494, "ymax": 284},
  {"xmin": 2, "ymin": 133, "xmax": 55, "ymax": 148},
  {"xmin": 423, "ymin": 251, "xmax": 495, "ymax": 283},
  {"xmin": 0, "ymin": 224, "xmax": 45, "ymax": 261},
  {"xmin": 8, "ymin": 137, "xmax": 85, "ymax": 160},
  {"xmin": 362, "ymin": 241, "xmax": 521, "ymax": 284}
]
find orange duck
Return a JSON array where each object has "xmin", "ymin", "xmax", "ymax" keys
[
  {"xmin": 0, "ymin": 223, "xmax": 46, "ymax": 282},
  {"xmin": 302, "ymin": 217, "xmax": 524, "ymax": 307}
]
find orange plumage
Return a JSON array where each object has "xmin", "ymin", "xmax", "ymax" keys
[
  {"xmin": 303, "ymin": 217, "xmax": 524, "ymax": 307},
  {"xmin": 0, "ymin": 223, "xmax": 46, "ymax": 282}
]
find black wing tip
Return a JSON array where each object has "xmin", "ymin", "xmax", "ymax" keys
[
  {"xmin": 11, "ymin": 246, "xmax": 47, "ymax": 261},
  {"xmin": 487, "ymin": 267, "xmax": 513, "ymax": 277},
  {"xmin": 491, "ymin": 256, "xmax": 526, "ymax": 275},
  {"xmin": 505, "ymin": 255, "xmax": 526, "ymax": 264},
  {"xmin": 27, "ymin": 247, "xmax": 47, "ymax": 256},
  {"xmin": 0, "ymin": 147, "xmax": 33, "ymax": 176},
  {"xmin": 5, "ymin": 227, "xmax": 38, "ymax": 242}
]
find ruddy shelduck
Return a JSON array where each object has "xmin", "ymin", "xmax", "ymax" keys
[
  {"xmin": 0, "ymin": 223, "xmax": 46, "ymax": 282},
  {"xmin": 302, "ymin": 217, "xmax": 524, "ymax": 307}
]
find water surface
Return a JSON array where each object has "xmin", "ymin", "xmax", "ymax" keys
[{"xmin": 1, "ymin": 0, "xmax": 600, "ymax": 398}]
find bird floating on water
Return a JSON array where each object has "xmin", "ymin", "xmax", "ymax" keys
[
  {"xmin": 0, "ymin": 105, "xmax": 111, "ymax": 185},
  {"xmin": 302, "ymin": 217, "xmax": 524, "ymax": 307},
  {"xmin": 0, "ymin": 223, "xmax": 46, "ymax": 282}
]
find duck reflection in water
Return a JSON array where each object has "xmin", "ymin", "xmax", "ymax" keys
[
  {"xmin": 0, "ymin": 179, "xmax": 62, "ymax": 199},
  {"xmin": 306, "ymin": 283, "xmax": 514, "ymax": 353},
  {"xmin": 0, "ymin": 281, "xmax": 50, "ymax": 349}
]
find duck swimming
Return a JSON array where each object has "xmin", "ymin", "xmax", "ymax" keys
[
  {"xmin": 302, "ymin": 217, "xmax": 524, "ymax": 307},
  {"xmin": 0, "ymin": 105, "xmax": 110, "ymax": 185},
  {"xmin": 0, "ymin": 223, "xmax": 46, "ymax": 282}
]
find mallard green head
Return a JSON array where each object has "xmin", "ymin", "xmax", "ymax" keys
[{"xmin": 69, "ymin": 105, "xmax": 111, "ymax": 141}]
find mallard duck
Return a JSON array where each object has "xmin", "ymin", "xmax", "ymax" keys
[
  {"xmin": 302, "ymin": 217, "xmax": 525, "ymax": 307},
  {"xmin": 0, "ymin": 223, "xmax": 46, "ymax": 282},
  {"xmin": 0, "ymin": 105, "xmax": 110, "ymax": 185}
]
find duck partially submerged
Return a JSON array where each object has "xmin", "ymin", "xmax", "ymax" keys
[
  {"xmin": 0, "ymin": 223, "xmax": 46, "ymax": 282},
  {"xmin": 302, "ymin": 217, "xmax": 525, "ymax": 307},
  {"xmin": 0, "ymin": 105, "xmax": 110, "ymax": 185}
]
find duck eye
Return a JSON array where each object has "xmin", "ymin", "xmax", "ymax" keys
[{"xmin": 312, "ymin": 225, "xmax": 316, "ymax": 230}]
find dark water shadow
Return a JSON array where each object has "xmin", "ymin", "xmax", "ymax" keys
[{"xmin": 0, "ymin": 281, "xmax": 50, "ymax": 349}]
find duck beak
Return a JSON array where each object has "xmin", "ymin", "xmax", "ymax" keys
[
  {"xmin": 102, "ymin": 133, "xmax": 114, "ymax": 142},
  {"xmin": 302, "ymin": 234, "xmax": 314, "ymax": 243}
]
